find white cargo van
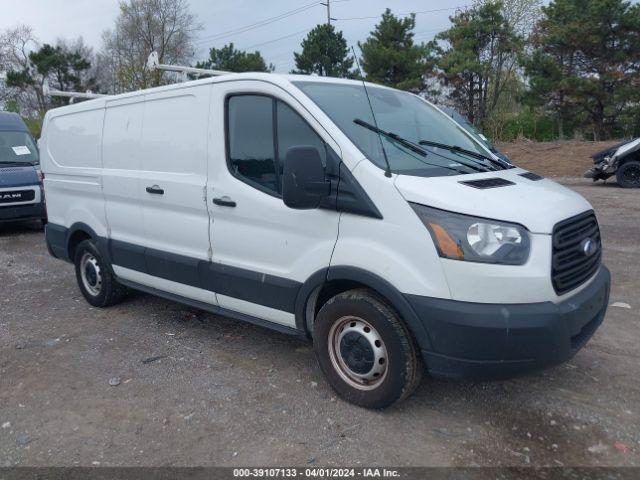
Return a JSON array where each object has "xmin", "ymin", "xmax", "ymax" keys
[{"xmin": 41, "ymin": 74, "xmax": 610, "ymax": 408}]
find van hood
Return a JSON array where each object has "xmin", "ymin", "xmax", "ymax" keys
[
  {"xmin": 0, "ymin": 165, "xmax": 40, "ymax": 188},
  {"xmin": 394, "ymin": 168, "xmax": 592, "ymax": 234}
]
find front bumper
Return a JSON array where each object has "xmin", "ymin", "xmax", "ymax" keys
[
  {"xmin": 0, "ymin": 202, "xmax": 45, "ymax": 223},
  {"xmin": 406, "ymin": 266, "xmax": 610, "ymax": 380}
]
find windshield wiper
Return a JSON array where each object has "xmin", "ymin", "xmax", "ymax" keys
[
  {"xmin": 418, "ymin": 139, "xmax": 507, "ymax": 170},
  {"xmin": 354, "ymin": 118, "xmax": 483, "ymax": 175},
  {"xmin": 354, "ymin": 118, "xmax": 428, "ymax": 157},
  {"xmin": 384, "ymin": 138, "xmax": 475, "ymax": 175},
  {"xmin": 354, "ymin": 118, "xmax": 492, "ymax": 174}
]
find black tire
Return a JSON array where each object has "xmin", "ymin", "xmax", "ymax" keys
[
  {"xmin": 73, "ymin": 239, "xmax": 127, "ymax": 307},
  {"xmin": 616, "ymin": 160, "xmax": 640, "ymax": 188},
  {"xmin": 313, "ymin": 288, "xmax": 423, "ymax": 409}
]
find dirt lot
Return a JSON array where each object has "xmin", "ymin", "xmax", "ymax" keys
[
  {"xmin": 1, "ymin": 146, "xmax": 639, "ymax": 468},
  {"xmin": 496, "ymin": 139, "xmax": 620, "ymax": 178}
]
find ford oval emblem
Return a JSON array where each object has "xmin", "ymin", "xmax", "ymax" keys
[{"xmin": 581, "ymin": 238, "xmax": 597, "ymax": 257}]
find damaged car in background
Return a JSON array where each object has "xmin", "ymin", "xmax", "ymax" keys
[{"xmin": 585, "ymin": 137, "xmax": 640, "ymax": 188}]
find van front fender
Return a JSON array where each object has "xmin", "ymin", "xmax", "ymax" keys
[{"xmin": 294, "ymin": 266, "xmax": 434, "ymax": 353}]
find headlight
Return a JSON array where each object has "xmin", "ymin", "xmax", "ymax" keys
[{"xmin": 410, "ymin": 203, "xmax": 530, "ymax": 265}]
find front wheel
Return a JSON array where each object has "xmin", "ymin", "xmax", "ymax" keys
[
  {"xmin": 313, "ymin": 289, "xmax": 423, "ymax": 409},
  {"xmin": 616, "ymin": 160, "xmax": 640, "ymax": 188},
  {"xmin": 74, "ymin": 239, "xmax": 127, "ymax": 307}
]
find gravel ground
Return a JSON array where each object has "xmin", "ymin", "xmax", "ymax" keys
[{"xmin": 0, "ymin": 179, "xmax": 638, "ymax": 468}]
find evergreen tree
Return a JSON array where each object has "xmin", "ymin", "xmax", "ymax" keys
[
  {"xmin": 522, "ymin": 0, "xmax": 640, "ymax": 139},
  {"xmin": 6, "ymin": 43, "xmax": 96, "ymax": 112},
  {"xmin": 197, "ymin": 43, "xmax": 274, "ymax": 73},
  {"xmin": 292, "ymin": 24, "xmax": 354, "ymax": 77},
  {"xmin": 359, "ymin": 9, "xmax": 436, "ymax": 93},
  {"xmin": 436, "ymin": 1, "xmax": 523, "ymax": 127}
]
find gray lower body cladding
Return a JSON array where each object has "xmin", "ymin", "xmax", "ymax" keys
[{"xmin": 407, "ymin": 267, "xmax": 610, "ymax": 379}]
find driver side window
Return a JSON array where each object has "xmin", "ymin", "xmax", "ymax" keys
[{"xmin": 226, "ymin": 94, "xmax": 326, "ymax": 196}]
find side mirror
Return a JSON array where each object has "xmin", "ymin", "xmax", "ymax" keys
[{"xmin": 282, "ymin": 146, "xmax": 330, "ymax": 209}]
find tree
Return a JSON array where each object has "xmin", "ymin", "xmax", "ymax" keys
[
  {"xmin": 435, "ymin": 1, "xmax": 523, "ymax": 127},
  {"xmin": 475, "ymin": 0, "xmax": 544, "ymax": 140},
  {"xmin": 196, "ymin": 43, "xmax": 274, "ymax": 73},
  {"xmin": 99, "ymin": 0, "xmax": 201, "ymax": 92},
  {"xmin": 359, "ymin": 9, "xmax": 436, "ymax": 93},
  {"xmin": 0, "ymin": 25, "xmax": 38, "ymax": 113},
  {"xmin": 523, "ymin": 0, "xmax": 640, "ymax": 140},
  {"xmin": 5, "ymin": 42, "xmax": 96, "ymax": 113},
  {"xmin": 498, "ymin": 0, "xmax": 544, "ymax": 35},
  {"xmin": 292, "ymin": 24, "xmax": 354, "ymax": 77},
  {"xmin": 57, "ymin": 37, "xmax": 99, "ymax": 92},
  {"xmin": 0, "ymin": 25, "xmax": 35, "ymax": 73}
]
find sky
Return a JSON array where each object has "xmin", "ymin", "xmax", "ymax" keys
[{"xmin": 0, "ymin": 0, "xmax": 469, "ymax": 72}]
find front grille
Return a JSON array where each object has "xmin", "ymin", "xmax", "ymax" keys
[
  {"xmin": 0, "ymin": 189, "xmax": 35, "ymax": 204},
  {"xmin": 552, "ymin": 211, "xmax": 601, "ymax": 295},
  {"xmin": 0, "ymin": 166, "xmax": 32, "ymax": 173}
]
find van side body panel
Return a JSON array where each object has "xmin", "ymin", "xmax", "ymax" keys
[
  {"xmin": 329, "ymin": 160, "xmax": 452, "ymax": 299},
  {"xmin": 139, "ymin": 87, "xmax": 211, "ymax": 262},
  {"xmin": 102, "ymin": 95, "xmax": 145, "ymax": 248},
  {"xmin": 41, "ymin": 105, "xmax": 108, "ymax": 238}
]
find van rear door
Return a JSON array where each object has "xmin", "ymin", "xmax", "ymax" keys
[{"xmin": 205, "ymin": 81, "xmax": 341, "ymax": 327}]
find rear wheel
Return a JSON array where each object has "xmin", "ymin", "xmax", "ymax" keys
[
  {"xmin": 74, "ymin": 239, "xmax": 127, "ymax": 307},
  {"xmin": 313, "ymin": 289, "xmax": 422, "ymax": 409},
  {"xmin": 616, "ymin": 160, "xmax": 640, "ymax": 188}
]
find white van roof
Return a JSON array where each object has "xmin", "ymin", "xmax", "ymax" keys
[{"xmin": 43, "ymin": 73, "xmax": 392, "ymax": 118}]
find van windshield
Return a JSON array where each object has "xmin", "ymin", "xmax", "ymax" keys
[
  {"xmin": 0, "ymin": 131, "xmax": 39, "ymax": 165},
  {"xmin": 293, "ymin": 81, "xmax": 495, "ymax": 177}
]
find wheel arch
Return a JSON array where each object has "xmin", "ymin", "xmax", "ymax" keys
[
  {"xmin": 295, "ymin": 266, "xmax": 433, "ymax": 352},
  {"xmin": 618, "ymin": 151, "xmax": 640, "ymax": 165},
  {"xmin": 65, "ymin": 222, "xmax": 108, "ymax": 263},
  {"xmin": 616, "ymin": 156, "xmax": 640, "ymax": 188}
]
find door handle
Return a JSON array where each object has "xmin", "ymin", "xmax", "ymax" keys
[
  {"xmin": 213, "ymin": 196, "xmax": 236, "ymax": 207},
  {"xmin": 146, "ymin": 185, "xmax": 164, "ymax": 195}
]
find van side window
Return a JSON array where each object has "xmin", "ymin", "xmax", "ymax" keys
[
  {"xmin": 227, "ymin": 95, "xmax": 278, "ymax": 194},
  {"xmin": 226, "ymin": 94, "xmax": 328, "ymax": 196}
]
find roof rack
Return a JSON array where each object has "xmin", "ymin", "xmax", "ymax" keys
[
  {"xmin": 41, "ymin": 52, "xmax": 230, "ymax": 102},
  {"xmin": 146, "ymin": 51, "xmax": 230, "ymax": 81},
  {"xmin": 43, "ymin": 82, "xmax": 108, "ymax": 103}
]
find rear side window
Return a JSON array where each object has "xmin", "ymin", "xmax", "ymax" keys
[{"xmin": 226, "ymin": 94, "xmax": 327, "ymax": 196}]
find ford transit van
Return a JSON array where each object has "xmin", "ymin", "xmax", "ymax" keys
[{"xmin": 41, "ymin": 74, "xmax": 610, "ymax": 408}]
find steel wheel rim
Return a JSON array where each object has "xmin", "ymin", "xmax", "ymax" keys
[
  {"xmin": 328, "ymin": 316, "xmax": 388, "ymax": 391},
  {"xmin": 622, "ymin": 165, "xmax": 640, "ymax": 186},
  {"xmin": 80, "ymin": 252, "xmax": 102, "ymax": 296}
]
